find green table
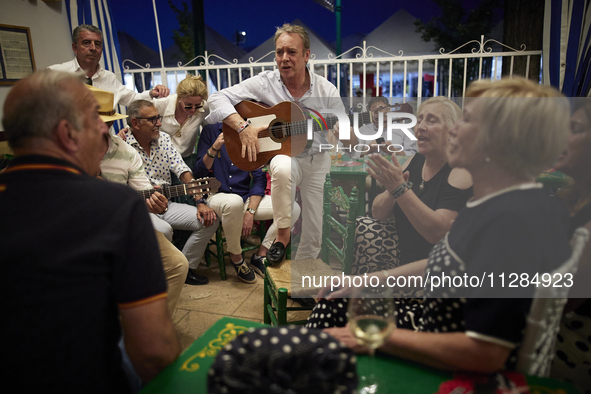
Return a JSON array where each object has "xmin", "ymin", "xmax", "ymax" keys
[
  {"xmin": 330, "ymin": 155, "xmax": 369, "ymax": 213},
  {"xmin": 537, "ymin": 168, "xmax": 568, "ymax": 190},
  {"xmin": 141, "ymin": 317, "xmax": 580, "ymax": 393},
  {"xmin": 330, "ymin": 155, "xmax": 412, "ymax": 214}
]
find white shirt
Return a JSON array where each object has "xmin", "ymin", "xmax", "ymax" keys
[
  {"xmin": 153, "ymin": 94, "xmax": 210, "ymax": 158},
  {"xmin": 123, "ymin": 130, "xmax": 191, "ymax": 187},
  {"xmin": 100, "ymin": 135, "xmax": 152, "ymax": 191},
  {"xmin": 48, "ymin": 58, "xmax": 151, "ymax": 108},
  {"xmin": 206, "ymin": 68, "xmax": 344, "ymax": 156}
]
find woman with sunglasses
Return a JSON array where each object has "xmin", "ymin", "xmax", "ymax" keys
[
  {"xmin": 152, "ymin": 74, "xmax": 209, "ymax": 167},
  {"xmin": 119, "ymin": 74, "xmax": 209, "ymax": 167}
]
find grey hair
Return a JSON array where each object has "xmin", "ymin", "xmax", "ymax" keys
[
  {"xmin": 2, "ymin": 70, "xmax": 85, "ymax": 149},
  {"xmin": 274, "ymin": 23, "xmax": 310, "ymax": 52},
  {"xmin": 417, "ymin": 96, "xmax": 462, "ymax": 129},
  {"xmin": 72, "ymin": 24, "xmax": 103, "ymax": 44},
  {"xmin": 126, "ymin": 100, "xmax": 156, "ymax": 127}
]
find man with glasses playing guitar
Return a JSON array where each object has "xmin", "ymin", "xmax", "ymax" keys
[
  {"xmin": 123, "ymin": 99, "xmax": 220, "ymax": 286},
  {"xmin": 92, "ymin": 87, "xmax": 218, "ymax": 312}
]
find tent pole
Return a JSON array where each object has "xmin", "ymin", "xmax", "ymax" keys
[
  {"xmin": 336, "ymin": 0, "xmax": 342, "ymax": 57},
  {"xmin": 193, "ymin": 0, "xmax": 207, "ymax": 80},
  {"xmin": 152, "ymin": 0, "xmax": 165, "ymax": 75}
]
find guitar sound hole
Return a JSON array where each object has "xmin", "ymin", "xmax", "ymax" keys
[{"xmin": 270, "ymin": 123, "xmax": 286, "ymax": 139}]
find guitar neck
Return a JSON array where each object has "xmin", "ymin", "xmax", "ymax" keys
[
  {"xmin": 283, "ymin": 112, "xmax": 373, "ymax": 137},
  {"xmin": 136, "ymin": 184, "xmax": 192, "ymax": 200}
]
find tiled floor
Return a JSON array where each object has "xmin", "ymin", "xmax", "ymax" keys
[
  {"xmin": 171, "ymin": 252, "xmax": 314, "ymax": 351},
  {"xmin": 171, "ymin": 257, "xmax": 264, "ymax": 350}
]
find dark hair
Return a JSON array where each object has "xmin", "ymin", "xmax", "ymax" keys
[
  {"xmin": 559, "ymin": 100, "xmax": 591, "ymax": 215},
  {"xmin": 368, "ymin": 96, "xmax": 389, "ymax": 109}
]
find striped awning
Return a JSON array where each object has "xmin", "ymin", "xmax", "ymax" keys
[
  {"xmin": 544, "ymin": 0, "xmax": 591, "ymax": 96},
  {"xmin": 64, "ymin": 0, "xmax": 123, "ymax": 86}
]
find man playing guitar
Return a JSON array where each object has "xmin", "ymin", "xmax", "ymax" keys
[{"xmin": 207, "ymin": 23, "xmax": 352, "ymax": 263}]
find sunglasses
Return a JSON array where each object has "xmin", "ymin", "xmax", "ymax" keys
[
  {"xmin": 136, "ymin": 115, "xmax": 163, "ymax": 125},
  {"xmin": 180, "ymin": 98, "xmax": 203, "ymax": 110}
]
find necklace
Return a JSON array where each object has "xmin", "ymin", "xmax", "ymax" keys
[
  {"xmin": 175, "ymin": 115, "xmax": 191, "ymax": 138},
  {"xmin": 419, "ymin": 161, "xmax": 446, "ymax": 190}
]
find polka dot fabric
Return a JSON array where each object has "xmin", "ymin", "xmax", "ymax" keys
[
  {"xmin": 208, "ymin": 326, "xmax": 358, "ymax": 394},
  {"xmin": 552, "ymin": 311, "xmax": 591, "ymax": 393}
]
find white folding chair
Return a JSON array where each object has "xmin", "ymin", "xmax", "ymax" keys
[{"xmin": 515, "ymin": 227, "xmax": 590, "ymax": 377}]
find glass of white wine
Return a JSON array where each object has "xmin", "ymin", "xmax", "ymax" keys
[{"xmin": 348, "ymin": 289, "xmax": 396, "ymax": 394}]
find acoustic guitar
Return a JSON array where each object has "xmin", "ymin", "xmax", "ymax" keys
[
  {"xmin": 136, "ymin": 177, "xmax": 221, "ymax": 200},
  {"xmin": 222, "ymin": 101, "xmax": 376, "ymax": 171}
]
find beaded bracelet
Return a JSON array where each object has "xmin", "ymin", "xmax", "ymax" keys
[
  {"xmin": 206, "ymin": 150, "xmax": 216, "ymax": 159},
  {"xmin": 390, "ymin": 181, "xmax": 413, "ymax": 199}
]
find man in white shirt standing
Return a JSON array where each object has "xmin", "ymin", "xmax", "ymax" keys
[
  {"xmin": 207, "ymin": 23, "xmax": 350, "ymax": 263},
  {"xmin": 49, "ymin": 24, "xmax": 169, "ymax": 107}
]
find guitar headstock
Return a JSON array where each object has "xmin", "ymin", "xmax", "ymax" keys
[{"xmin": 187, "ymin": 177, "xmax": 222, "ymax": 198}]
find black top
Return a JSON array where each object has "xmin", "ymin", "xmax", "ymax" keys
[
  {"xmin": 416, "ymin": 186, "xmax": 570, "ymax": 368},
  {"xmin": 392, "ymin": 153, "xmax": 472, "ymax": 265},
  {"xmin": 0, "ymin": 155, "xmax": 167, "ymax": 393}
]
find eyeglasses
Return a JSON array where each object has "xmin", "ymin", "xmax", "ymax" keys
[
  {"xmin": 180, "ymin": 98, "xmax": 203, "ymax": 111},
  {"xmin": 135, "ymin": 115, "xmax": 163, "ymax": 125}
]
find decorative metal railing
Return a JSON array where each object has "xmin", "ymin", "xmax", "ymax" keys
[{"xmin": 121, "ymin": 36, "xmax": 542, "ymax": 105}]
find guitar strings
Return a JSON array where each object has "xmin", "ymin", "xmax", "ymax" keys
[{"xmin": 262, "ymin": 113, "xmax": 372, "ymax": 138}]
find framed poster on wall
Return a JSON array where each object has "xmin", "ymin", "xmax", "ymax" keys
[{"xmin": 0, "ymin": 24, "xmax": 36, "ymax": 85}]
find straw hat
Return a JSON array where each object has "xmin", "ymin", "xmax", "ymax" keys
[{"xmin": 86, "ymin": 85, "xmax": 128, "ymax": 122}]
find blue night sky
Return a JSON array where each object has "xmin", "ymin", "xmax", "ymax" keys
[{"xmin": 110, "ymin": 0, "xmax": 481, "ymax": 53}]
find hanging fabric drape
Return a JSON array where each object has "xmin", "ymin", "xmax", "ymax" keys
[
  {"xmin": 544, "ymin": 0, "xmax": 591, "ymax": 96},
  {"xmin": 64, "ymin": 0, "xmax": 124, "ymax": 86}
]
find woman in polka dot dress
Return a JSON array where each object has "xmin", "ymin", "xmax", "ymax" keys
[
  {"xmin": 320, "ymin": 78, "xmax": 572, "ymax": 373},
  {"xmin": 551, "ymin": 100, "xmax": 591, "ymax": 392}
]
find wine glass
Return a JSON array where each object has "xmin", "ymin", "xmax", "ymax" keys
[{"xmin": 348, "ymin": 288, "xmax": 396, "ymax": 394}]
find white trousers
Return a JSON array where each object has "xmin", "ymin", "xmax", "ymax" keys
[
  {"xmin": 150, "ymin": 201, "xmax": 219, "ymax": 269},
  {"xmin": 207, "ymin": 193, "xmax": 301, "ymax": 255},
  {"xmin": 269, "ymin": 153, "xmax": 331, "ymax": 259}
]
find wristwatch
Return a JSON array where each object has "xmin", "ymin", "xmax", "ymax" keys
[{"xmin": 246, "ymin": 208, "xmax": 256, "ymax": 215}]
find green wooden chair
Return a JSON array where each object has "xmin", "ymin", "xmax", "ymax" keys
[
  {"xmin": 263, "ymin": 173, "xmax": 359, "ymax": 326},
  {"xmin": 204, "ymin": 221, "xmax": 270, "ymax": 280}
]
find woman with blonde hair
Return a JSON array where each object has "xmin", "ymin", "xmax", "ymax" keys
[
  {"xmin": 153, "ymin": 74, "xmax": 209, "ymax": 162},
  {"xmin": 323, "ymin": 78, "xmax": 572, "ymax": 373},
  {"xmin": 122, "ymin": 74, "xmax": 209, "ymax": 164}
]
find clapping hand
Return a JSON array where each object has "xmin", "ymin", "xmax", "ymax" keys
[{"xmin": 366, "ymin": 153, "xmax": 408, "ymax": 193}]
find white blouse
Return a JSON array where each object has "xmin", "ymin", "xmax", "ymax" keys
[{"xmin": 153, "ymin": 94, "xmax": 209, "ymax": 157}]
